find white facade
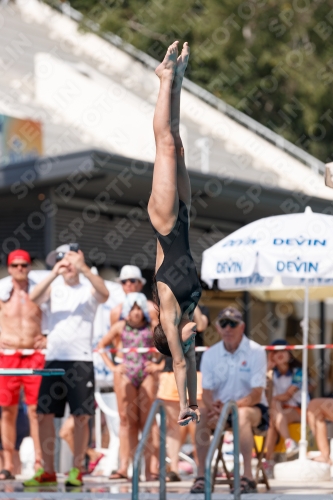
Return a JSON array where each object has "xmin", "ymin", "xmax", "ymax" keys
[{"xmin": 0, "ymin": 0, "xmax": 330, "ymax": 201}]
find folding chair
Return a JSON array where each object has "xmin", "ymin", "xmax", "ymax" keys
[
  {"xmin": 211, "ymin": 428, "xmax": 270, "ymax": 492},
  {"xmin": 211, "ymin": 372, "xmax": 273, "ymax": 492},
  {"xmin": 252, "ymin": 425, "xmax": 270, "ymax": 489},
  {"xmin": 252, "ymin": 371, "xmax": 273, "ymax": 490},
  {"xmin": 211, "ymin": 432, "xmax": 234, "ymax": 491}
]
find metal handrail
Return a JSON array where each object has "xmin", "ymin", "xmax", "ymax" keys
[
  {"xmin": 205, "ymin": 401, "xmax": 240, "ymax": 500},
  {"xmin": 132, "ymin": 399, "xmax": 166, "ymax": 500}
]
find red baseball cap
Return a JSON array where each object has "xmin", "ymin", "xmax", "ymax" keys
[{"xmin": 7, "ymin": 250, "xmax": 32, "ymax": 265}]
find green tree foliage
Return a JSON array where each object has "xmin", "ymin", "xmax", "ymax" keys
[{"xmin": 69, "ymin": 0, "xmax": 333, "ymax": 163}]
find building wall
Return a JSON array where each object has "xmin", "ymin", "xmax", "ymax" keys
[
  {"xmin": 0, "ymin": 208, "xmax": 46, "ymax": 263},
  {"xmin": 53, "ymin": 206, "xmax": 223, "ymax": 271}
]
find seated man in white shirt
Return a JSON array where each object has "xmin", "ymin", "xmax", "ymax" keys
[{"xmin": 191, "ymin": 307, "xmax": 268, "ymax": 495}]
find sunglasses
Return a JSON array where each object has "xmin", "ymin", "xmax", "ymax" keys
[
  {"xmin": 121, "ymin": 279, "xmax": 138, "ymax": 284},
  {"xmin": 10, "ymin": 263, "xmax": 29, "ymax": 268},
  {"xmin": 55, "ymin": 252, "xmax": 66, "ymax": 262},
  {"xmin": 219, "ymin": 319, "xmax": 239, "ymax": 329}
]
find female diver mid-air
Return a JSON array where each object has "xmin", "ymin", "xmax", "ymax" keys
[{"xmin": 148, "ymin": 41, "xmax": 202, "ymax": 426}]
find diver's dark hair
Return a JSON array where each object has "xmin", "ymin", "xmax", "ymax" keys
[
  {"xmin": 152, "ymin": 274, "xmax": 172, "ymax": 357},
  {"xmin": 153, "ymin": 323, "xmax": 172, "ymax": 357}
]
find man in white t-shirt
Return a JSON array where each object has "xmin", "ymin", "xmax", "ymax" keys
[
  {"xmin": 191, "ymin": 307, "xmax": 268, "ymax": 495},
  {"xmin": 23, "ymin": 245, "xmax": 109, "ymax": 488}
]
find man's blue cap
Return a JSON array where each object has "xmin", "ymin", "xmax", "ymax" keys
[{"xmin": 270, "ymin": 339, "xmax": 289, "ymax": 347}]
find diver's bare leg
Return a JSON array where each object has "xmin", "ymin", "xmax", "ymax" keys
[
  {"xmin": 171, "ymin": 42, "xmax": 191, "ymax": 208},
  {"xmin": 148, "ymin": 41, "xmax": 179, "ymax": 234}
]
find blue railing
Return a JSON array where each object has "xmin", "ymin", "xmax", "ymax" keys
[
  {"xmin": 205, "ymin": 401, "xmax": 240, "ymax": 500},
  {"xmin": 132, "ymin": 399, "xmax": 166, "ymax": 500}
]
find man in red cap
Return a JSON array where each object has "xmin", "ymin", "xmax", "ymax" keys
[{"xmin": 0, "ymin": 250, "xmax": 45, "ymax": 479}]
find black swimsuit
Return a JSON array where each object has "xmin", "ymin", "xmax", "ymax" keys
[{"xmin": 151, "ymin": 200, "xmax": 202, "ymax": 315}]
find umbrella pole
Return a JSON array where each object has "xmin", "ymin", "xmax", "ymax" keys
[{"xmin": 299, "ymin": 280, "xmax": 309, "ymax": 460}]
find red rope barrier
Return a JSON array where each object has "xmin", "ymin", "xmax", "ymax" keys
[
  {"xmin": 1, "ymin": 344, "xmax": 333, "ymax": 355},
  {"xmin": 101, "ymin": 344, "xmax": 333, "ymax": 353}
]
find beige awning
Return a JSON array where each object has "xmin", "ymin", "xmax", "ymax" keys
[{"xmin": 250, "ymin": 277, "xmax": 333, "ymax": 302}]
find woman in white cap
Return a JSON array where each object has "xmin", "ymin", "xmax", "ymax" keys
[
  {"xmin": 147, "ymin": 41, "xmax": 201, "ymax": 425},
  {"xmin": 98, "ymin": 293, "xmax": 162, "ymax": 480},
  {"xmin": 111, "ymin": 265, "xmax": 158, "ymax": 327},
  {"xmin": 110, "ymin": 266, "xmax": 159, "ymax": 376}
]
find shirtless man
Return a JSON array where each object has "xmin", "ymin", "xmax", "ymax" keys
[{"xmin": 0, "ymin": 250, "xmax": 45, "ymax": 479}]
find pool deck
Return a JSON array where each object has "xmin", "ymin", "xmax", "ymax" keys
[{"xmin": 0, "ymin": 475, "xmax": 332, "ymax": 499}]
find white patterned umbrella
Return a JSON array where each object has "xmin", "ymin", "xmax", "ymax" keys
[
  {"xmin": 201, "ymin": 206, "xmax": 333, "ymax": 462},
  {"xmin": 202, "ymin": 206, "xmax": 333, "ymax": 289}
]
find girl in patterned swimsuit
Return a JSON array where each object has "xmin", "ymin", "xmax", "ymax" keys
[
  {"xmin": 121, "ymin": 308, "xmax": 154, "ymax": 388},
  {"xmin": 98, "ymin": 293, "xmax": 162, "ymax": 481}
]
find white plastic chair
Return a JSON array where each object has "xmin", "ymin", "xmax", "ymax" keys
[{"xmin": 93, "ymin": 390, "xmax": 120, "ymax": 476}]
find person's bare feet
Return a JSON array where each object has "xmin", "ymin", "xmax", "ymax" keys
[
  {"xmin": 175, "ymin": 42, "xmax": 190, "ymax": 80},
  {"xmin": 155, "ymin": 41, "xmax": 179, "ymax": 79},
  {"xmin": 311, "ymin": 454, "xmax": 332, "ymax": 465}
]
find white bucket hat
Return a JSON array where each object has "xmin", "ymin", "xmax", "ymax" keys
[
  {"xmin": 116, "ymin": 265, "xmax": 146, "ymax": 285},
  {"xmin": 46, "ymin": 244, "xmax": 71, "ymax": 267}
]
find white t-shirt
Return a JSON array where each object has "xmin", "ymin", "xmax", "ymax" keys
[
  {"xmin": 201, "ymin": 336, "xmax": 268, "ymax": 406},
  {"xmin": 46, "ymin": 281, "xmax": 99, "ymax": 362},
  {"xmin": 92, "ymin": 281, "xmax": 125, "ymax": 387},
  {"xmin": 272, "ymin": 367, "xmax": 304, "ymax": 407}
]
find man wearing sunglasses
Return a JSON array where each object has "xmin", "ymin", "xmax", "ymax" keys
[
  {"xmin": 24, "ymin": 244, "xmax": 109, "ymax": 488},
  {"xmin": 191, "ymin": 307, "xmax": 268, "ymax": 495},
  {"xmin": 0, "ymin": 250, "xmax": 45, "ymax": 480}
]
